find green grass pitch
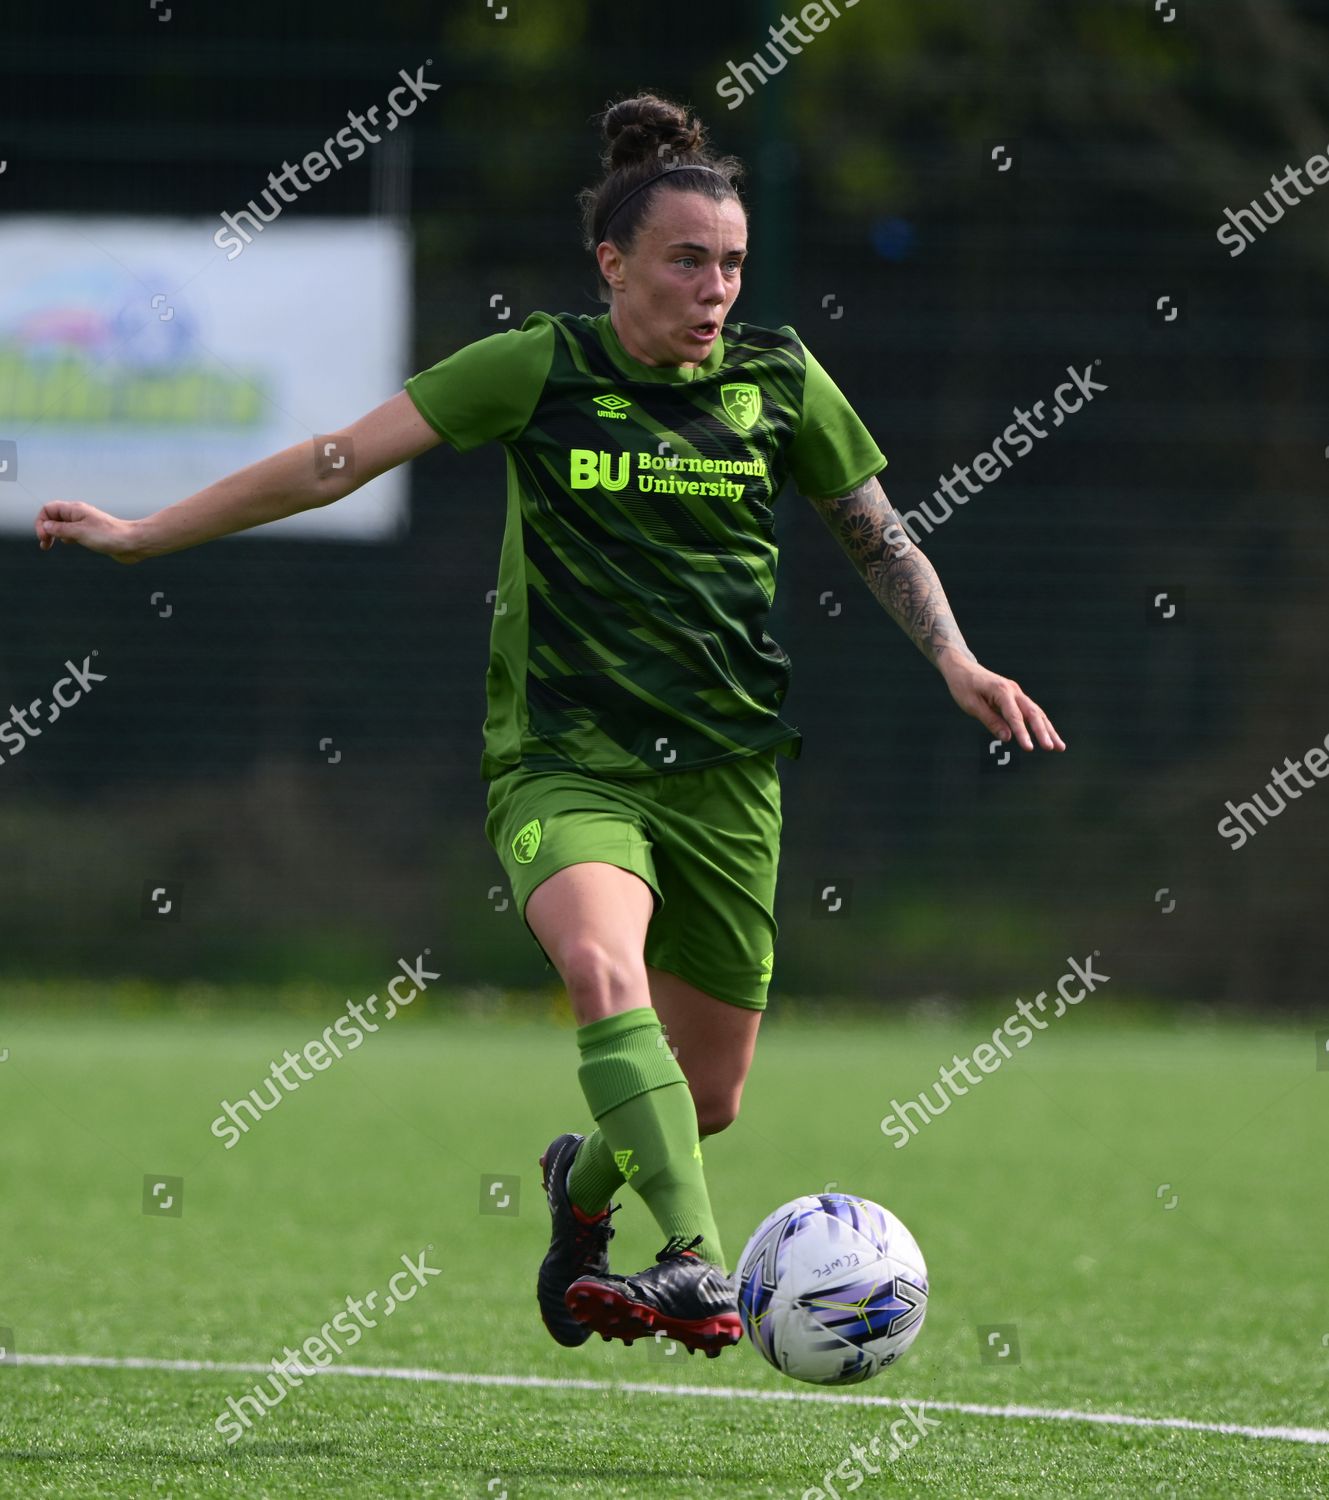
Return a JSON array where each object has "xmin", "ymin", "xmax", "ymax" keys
[{"xmin": 0, "ymin": 988, "xmax": 1324, "ymax": 1497}]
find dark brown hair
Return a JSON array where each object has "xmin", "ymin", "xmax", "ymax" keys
[{"xmin": 577, "ymin": 93, "xmax": 746, "ymax": 304}]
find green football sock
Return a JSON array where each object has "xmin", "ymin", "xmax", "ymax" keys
[
  {"xmin": 565, "ymin": 1128, "xmax": 625, "ymax": 1216},
  {"xmin": 568, "ymin": 1005, "xmax": 727, "ymax": 1270}
]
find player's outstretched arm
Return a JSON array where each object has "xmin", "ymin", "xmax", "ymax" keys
[
  {"xmin": 804, "ymin": 473, "xmax": 1066, "ymax": 752},
  {"xmin": 33, "ymin": 390, "xmax": 442, "ymax": 564}
]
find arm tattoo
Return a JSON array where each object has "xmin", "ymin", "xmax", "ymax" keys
[{"xmin": 806, "ymin": 474, "xmax": 977, "ymax": 670}]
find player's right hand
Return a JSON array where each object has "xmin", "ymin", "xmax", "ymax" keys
[{"xmin": 34, "ymin": 501, "xmax": 144, "ymax": 564}]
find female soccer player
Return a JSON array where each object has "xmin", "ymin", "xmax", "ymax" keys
[{"xmin": 34, "ymin": 93, "xmax": 1063, "ymax": 1360}]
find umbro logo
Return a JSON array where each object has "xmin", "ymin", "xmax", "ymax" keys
[
  {"xmin": 613, "ymin": 1148, "xmax": 640, "ymax": 1181},
  {"xmin": 593, "ymin": 393, "xmax": 632, "ymax": 420}
]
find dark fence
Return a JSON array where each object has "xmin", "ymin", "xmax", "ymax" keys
[{"xmin": 3, "ymin": 1, "xmax": 1326, "ymax": 1007}]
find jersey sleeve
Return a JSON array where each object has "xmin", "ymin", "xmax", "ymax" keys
[
  {"xmin": 781, "ymin": 326, "xmax": 887, "ymax": 498},
  {"xmin": 403, "ymin": 313, "xmax": 555, "ymax": 453}
]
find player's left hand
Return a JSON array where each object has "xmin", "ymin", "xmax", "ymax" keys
[{"xmin": 940, "ymin": 657, "xmax": 1066, "ymax": 751}]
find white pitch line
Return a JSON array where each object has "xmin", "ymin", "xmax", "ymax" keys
[{"xmin": 10, "ymin": 1353, "xmax": 1328, "ymax": 1447}]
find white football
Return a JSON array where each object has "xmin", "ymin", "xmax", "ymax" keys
[{"xmin": 734, "ymin": 1193, "xmax": 929, "ymax": 1385}]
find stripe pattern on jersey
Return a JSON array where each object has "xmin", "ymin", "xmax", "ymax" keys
[{"xmin": 486, "ymin": 313, "xmax": 809, "ymax": 778}]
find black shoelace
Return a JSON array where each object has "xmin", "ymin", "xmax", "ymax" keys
[
  {"xmin": 656, "ymin": 1233, "xmax": 704, "ymax": 1261},
  {"xmin": 574, "ymin": 1201, "xmax": 620, "ymax": 1248}
]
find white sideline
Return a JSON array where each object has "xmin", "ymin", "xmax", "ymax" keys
[{"xmin": 9, "ymin": 1352, "xmax": 1328, "ymax": 1447}]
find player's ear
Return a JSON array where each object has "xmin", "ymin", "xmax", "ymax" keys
[{"xmin": 596, "ymin": 240, "xmax": 626, "ymax": 292}]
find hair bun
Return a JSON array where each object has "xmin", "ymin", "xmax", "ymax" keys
[{"xmin": 601, "ymin": 93, "xmax": 706, "ymax": 172}]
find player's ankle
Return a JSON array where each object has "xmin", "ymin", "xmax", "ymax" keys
[{"xmin": 571, "ymin": 1201, "xmax": 611, "ymax": 1224}]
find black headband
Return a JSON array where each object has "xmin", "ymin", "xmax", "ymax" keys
[{"xmin": 600, "ymin": 162, "xmax": 731, "ymax": 237}]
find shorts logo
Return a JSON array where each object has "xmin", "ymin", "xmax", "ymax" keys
[
  {"xmin": 721, "ymin": 382, "xmax": 762, "ymax": 431},
  {"xmin": 512, "ymin": 818, "xmax": 542, "ymax": 864},
  {"xmin": 758, "ymin": 951, "xmax": 774, "ymax": 984}
]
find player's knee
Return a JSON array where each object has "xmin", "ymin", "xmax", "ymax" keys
[
  {"xmin": 694, "ymin": 1094, "xmax": 741, "ymax": 1138},
  {"xmin": 558, "ymin": 938, "xmax": 646, "ymax": 1012}
]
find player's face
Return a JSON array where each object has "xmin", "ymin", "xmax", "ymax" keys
[{"xmin": 600, "ymin": 191, "xmax": 747, "ymax": 369}]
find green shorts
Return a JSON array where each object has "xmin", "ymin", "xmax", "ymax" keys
[{"xmin": 484, "ymin": 749, "xmax": 782, "ymax": 1011}]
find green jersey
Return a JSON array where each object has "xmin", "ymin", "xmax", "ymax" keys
[{"xmin": 404, "ymin": 310, "xmax": 886, "ymax": 780}]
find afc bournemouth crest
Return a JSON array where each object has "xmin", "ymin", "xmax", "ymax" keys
[
  {"xmin": 512, "ymin": 818, "xmax": 542, "ymax": 864},
  {"xmin": 721, "ymin": 382, "xmax": 762, "ymax": 431}
]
